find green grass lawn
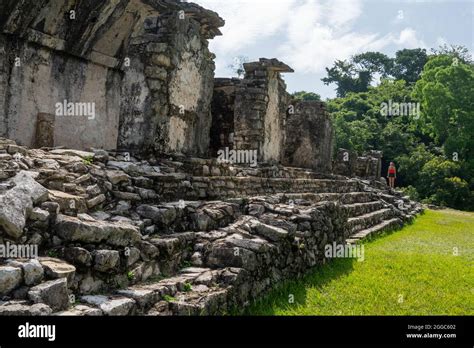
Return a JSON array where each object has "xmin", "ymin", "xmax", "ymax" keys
[{"xmin": 242, "ymin": 209, "xmax": 474, "ymax": 315}]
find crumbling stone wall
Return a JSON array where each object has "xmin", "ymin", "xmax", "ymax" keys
[
  {"xmin": 283, "ymin": 101, "xmax": 334, "ymax": 172},
  {"xmin": 333, "ymin": 149, "xmax": 383, "ymax": 180},
  {"xmin": 234, "ymin": 59, "xmax": 293, "ymax": 164},
  {"xmin": 211, "ymin": 61, "xmax": 337, "ymax": 171},
  {"xmin": 119, "ymin": 7, "xmax": 222, "ymax": 156},
  {"xmin": 0, "ymin": 0, "xmax": 224, "ymax": 156}
]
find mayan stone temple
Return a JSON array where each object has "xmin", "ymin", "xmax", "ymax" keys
[{"xmin": 0, "ymin": 0, "xmax": 421, "ymax": 316}]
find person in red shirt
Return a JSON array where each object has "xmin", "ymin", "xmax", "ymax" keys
[{"xmin": 387, "ymin": 162, "xmax": 397, "ymax": 189}]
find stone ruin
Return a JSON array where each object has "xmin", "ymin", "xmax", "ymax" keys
[
  {"xmin": 0, "ymin": 0, "xmax": 422, "ymax": 316},
  {"xmin": 0, "ymin": 0, "xmax": 223, "ymax": 156}
]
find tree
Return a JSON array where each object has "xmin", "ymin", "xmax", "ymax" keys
[
  {"xmin": 431, "ymin": 44, "xmax": 472, "ymax": 64},
  {"xmin": 396, "ymin": 144, "xmax": 435, "ymax": 188},
  {"xmin": 353, "ymin": 51, "xmax": 393, "ymax": 78},
  {"xmin": 322, "ymin": 49, "xmax": 429, "ymax": 95},
  {"xmin": 391, "ymin": 49, "xmax": 428, "ymax": 84},
  {"xmin": 328, "ymin": 79, "xmax": 418, "ymax": 156},
  {"xmin": 413, "ymin": 55, "xmax": 474, "ymax": 164},
  {"xmin": 418, "ymin": 157, "xmax": 471, "ymax": 209},
  {"xmin": 322, "ymin": 60, "xmax": 372, "ymax": 97}
]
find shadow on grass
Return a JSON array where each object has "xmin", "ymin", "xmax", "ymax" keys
[{"xmin": 236, "ymin": 257, "xmax": 357, "ymax": 316}]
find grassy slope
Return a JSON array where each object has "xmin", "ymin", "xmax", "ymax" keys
[{"xmin": 243, "ymin": 209, "xmax": 474, "ymax": 315}]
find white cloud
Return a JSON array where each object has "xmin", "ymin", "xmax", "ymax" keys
[
  {"xmin": 278, "ymin": 0, "xmax": 389, "ymax": 73},
  {"xmin": 324, "ymin": 0, "xmax": 363, "ymax": 29},
  {"xmin": 195, "ymin": 0, "xmax": 296, "ymax": 53},
  {"xmin": 193, "ymin": 0, "xmax": 427, "ymax": 76},
  {"xmin": 393, "ymin": 28, "xmax": 426, "ymax": 48}
]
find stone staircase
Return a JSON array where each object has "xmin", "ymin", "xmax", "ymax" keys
[{"xmin": 0, "ymin": 139, "xmax": 422, "ymax": 316}]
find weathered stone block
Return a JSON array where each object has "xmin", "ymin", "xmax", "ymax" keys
[{"xmin": 28, "ymin": 278, "xmax": 70, "ymax": 311}]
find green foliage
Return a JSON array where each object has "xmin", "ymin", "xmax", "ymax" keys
[
  {"xmin": 292, "ymin": 91, "xmax": 321, "ymax": 101},
  {"xmin": 327, "ymin": 46, "xmax": 474, "ymax": 210},
  {"xmin": 183, "ymin": 282, "xmax": 193, "ymax": 292},
  {"xmin": 163, "ymin": 295, "xmax": 176, "ymax": 303},
  {"xmin": 391, "ymin": 48, "xmax": 428, "ymax": 84},
  {"xmin": 399, "ymin": 185, "xmax": 420, "ymax": 201},
  {"xmin": 353, "ymin": 51, "xmax": 394, "ymax": 77},
  {"xmin": 417, "ymin": 157, "xmax": 472, "ymax": 209},
  {"xmin": 431, "ymin": 44, "xmax": 473, "ymax": 63},
  {"xmin": 322, "ymin": 49, "xmax": 429, "ymax": 96},
  {"xmin": 413, "ymin": 55, "xmax": 474, "ymax": 163},
  {"xmin": 127, "ymin": 271, "xmax": 135, "ymax": 281},
  {"xmin": 396, "ymin": 144, "xmax": 434, "ymax": 187},
  {"xmin": 82, "ymin": 155, "xmax": 93, "ymax": 165},
  {"xmin": 322, "ymin": 60, "xmax": 372, "ymax": 97},
  {"xmin": 328, "ymin": 79, "xmax": 417, "ymax": 157}
]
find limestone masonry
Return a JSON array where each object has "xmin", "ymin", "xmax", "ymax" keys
[{"xmin": 0, "ymin": 0, "xmax": 422, "ymax": 316}]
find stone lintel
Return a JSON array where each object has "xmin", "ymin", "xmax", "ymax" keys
[{"xmin": 244, "ymin": 58, "xmax": 294, "ymax": 74}]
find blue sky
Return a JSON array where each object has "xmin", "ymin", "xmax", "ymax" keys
[{"xmin": 194, "ymin": 0, "xmax": 474, "ymax": 99}]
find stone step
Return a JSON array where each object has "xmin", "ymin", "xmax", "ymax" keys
[
  {"xmin": 54, "ymin": 214, "xmax": 141, "ymax": 247},
  {"xmin": 156, "ymin": 176, "xmax": 362, "ymax": 201},
  {"xmin": 347, "ymin": 208, "xmax": 393, "ymax": 235},
  {"xmin": 346, "ymin": 218, "xmax": 403, "ymax": 244},
  {"xmin": 78, "ymin": 295, "xmax": 136, "ymax": 316},
  {"xmin": 48, "ymin": 266, "xmax": 239, "ymax": 316},
  {"xmin": 280, "ymin": 191, "xmax": 377, "ymax": 205},
  {"xmin": 342, "ymin": 201, "xmax": 385, "ymax": 217},
  {"xmin": 160, "ymin": 286, "xmax": 229, "ymax": 316},
  {"xmin": 135, "ymin": 200, "xmax": 242, "ymax": 235}
]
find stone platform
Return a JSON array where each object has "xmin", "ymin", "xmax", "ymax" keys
[{"xmin": 0, "ymin": 138, "xmax": 422, "ymax": 316}]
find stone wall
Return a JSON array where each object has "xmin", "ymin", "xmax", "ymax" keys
[
  {"xmin": 0, "ymin": 33, "xmax": 122, "ymax": 150},
  {"xmin": 333, "ymin": 148, "xmax": 383, "ymax": 180},
  {"xmin": 283, "ymin": 100, "xmax": 334, "ymax": 172},
  {"xmin": 119, "ymin": 7, "xmax": 222, "ymax": 156}
]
